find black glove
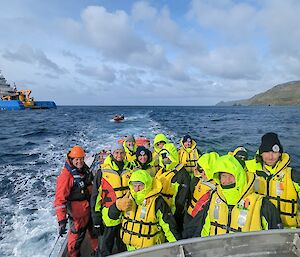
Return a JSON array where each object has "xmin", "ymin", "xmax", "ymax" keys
[
  {"xmin": 93, "ymin": 224, "xmax": 104, "ymax": 237},
  {"xmin": 58, "ymin": 219, "xmax": 67, "ymax": 237},
  {"xmin": 92, "ymin": 214, "xmax": 104, "ymax": 237}
]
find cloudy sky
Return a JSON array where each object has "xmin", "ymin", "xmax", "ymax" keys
[{"xmin": 0, "ymin": 0, "xmax": 299, "ymax": 105}]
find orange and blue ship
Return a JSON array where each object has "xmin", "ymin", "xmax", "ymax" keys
[{"xmin": 0, "ymin": 71, "xmax": 56, "ymax": 110}]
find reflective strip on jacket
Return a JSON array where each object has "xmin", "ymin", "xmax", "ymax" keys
[
  {"xmin": 178, "ymin": 140, "xmax": 200, "ymax": 174},
  {"xmin": 54, "ymin": 160, "xmax": 91, "ymax": 222},
  {"xmin": 155, "ymin": 164, "xmax": 184, "ymax": 213},
  {"xmin": 246, "ymin": 153, "xmax": 299, "ymax": 227},
  {"xmin": 121, "ymin": 194, "xmax": 164, "ymax": 248},
  {"xmin": 96, "ymin": 156, "xmax": 132, "ymax": 226},
  {"xmin": 208, "ymin": 189, "xmax": 263, "ymax": 235}
]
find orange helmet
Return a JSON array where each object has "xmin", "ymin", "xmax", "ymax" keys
[{"xmin": 68, "ymin": 145, "xmax": 85, "ymax": 158}]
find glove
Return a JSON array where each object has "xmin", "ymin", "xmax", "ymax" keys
[
  {"xmin": 92, "ymin": 214, "xmax": 104, "ymax": 237},
  {"xmin": 116, "ymin": 191, "xmax": 132, "ymax": 211},
  {"xmin": 58, "ymin": 219, "xmax": 67, "ymax": 237},
  {"xmin": 93, "ymin": 224, "xmax": 104, "ymax": 237}
]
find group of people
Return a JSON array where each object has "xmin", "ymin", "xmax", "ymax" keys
[{"xmin": 54, "ymin": 132, "xmax": 299, "ymax": 257}]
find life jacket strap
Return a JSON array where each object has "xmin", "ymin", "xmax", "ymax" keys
[{"xmin": 210, "ymin": 221, "xmax": 242, "ymax": 233}]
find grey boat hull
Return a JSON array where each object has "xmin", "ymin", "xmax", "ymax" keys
[{"xmin": 57, "ymin": 229, "xmax": 300, "ymax": 257}]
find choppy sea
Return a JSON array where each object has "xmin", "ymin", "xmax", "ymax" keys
[{"xmin": 0, "ymin": 106, "xmax": 299, "ymax": 257}]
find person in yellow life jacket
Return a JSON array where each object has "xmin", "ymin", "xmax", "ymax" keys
[
  {"xmin": 133, "ymin": 146, "xmax": 157, "ymax": 177},
  {"xmin": 90, "ymin": 142, "xmax": 132, "ymax": 257},
  {"xmin": 228, "ymin": 146, "xmax": 248, "ymax": 169},
  {"xmin": 178, "ymin": 134, "xmax": 202, "ymax": 177},
  {"xmin": 152, "ymin": 133, "xmax": 169, "ymax": 172},
  {"xmin": 246, "ymin": 132, "xmax": 300, "ymax": 228},
  {"xmin": 108, "ymin": 169, "xmax": 180, "ymax": 251},
  {"xmin": 123, "ymin": 134, "xmax": 137, "ymax": 162},
  {"xmin": 155, "ymin": 143, "xmax": 191, "ymax": 234},
  {"xmin": 182, "ymin": 152, "xmax": 219, "ymax": 239},
  {"xmin": 194, "ymin": 154, "xmax": 282, "ymax": 237}
]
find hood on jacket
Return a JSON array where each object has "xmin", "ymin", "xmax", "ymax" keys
[
  {"xmin": 197, "ymin": 152, "xmax": 219, "ymax": 180},
  {"xmin": 159, "ymin": 143, "xmax": 179, "ymax": 171},
  {"xmin": 129, "ymin": 169, "xmax": 161, "ymax": 205},
  {"xmin": 153, "ymin": 133, "xmax": 169, "ymax": 153},
  {"xmin": 213, "ymin": 155, "xmax": 247, "ymax": 205}
]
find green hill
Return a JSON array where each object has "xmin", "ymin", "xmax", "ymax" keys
[{"xmin": 216, "ymin": 81, "xmax": 300, "ymax": 106}]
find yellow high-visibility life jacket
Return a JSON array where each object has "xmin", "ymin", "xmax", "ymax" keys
[
  {"xmin": 178, "ymin": 140, "xmax": 200, "ymax": 174},
  {"xmin": 246, "ymin": 153, "xmax": 299, "ymax": 227},
  {"xmin": 208, "ymin": 173, "xmax": 263, "ymax": 235}
]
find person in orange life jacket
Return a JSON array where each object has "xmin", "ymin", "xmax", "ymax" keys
[
  {"xmin": 108, "ymin": 170, "xmax": 180, "ymax": 250},
  {"xmin": 193, "ymin": 155, "xmax": 282, "ymax": 237},
  {"xmin": 90, "ymin": 142, "xmax": 130, "ymax": 257},
  {"xmin": 155, "ymin": 143, "xmax": 191, "ymax": 234},
  {"xmin": 133, "ymin": 146, "xmax": 157, "ymax": 177},
  {"xmin": 228, "ymin": 146, "xmax": 248, "ymax": 169},
  {"xmin": 178, "ymin": 134, "xmax": 202, "ymax": 177},
  {"xmin": 182, "ymin": 152, "xmax": 219, "ymax": 239},
  {"xmin": 54, "ymin": 146, "xmax": 98, "ymax": 257},
  {"xmin": 246, "ymin": 132, "xmax": 300, "ymax": 228}
]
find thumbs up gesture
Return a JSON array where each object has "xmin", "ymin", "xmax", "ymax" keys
[{"xmin": 116, "ymin": 191, "xmax": 132, "ymax": 211}]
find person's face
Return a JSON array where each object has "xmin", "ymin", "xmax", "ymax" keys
[
  {"xmin": 200, "ymin": 169, "xmax": 207, "ymax": 180},
  {"xmin": 138, "ymin": 154, "xmax": 148, "ymax": 164},
  {"xmin": 220, "ymin": 172, "xmax": 235, "ymax": 186},
  {"xmin": 133, "ymin": 183, "xmax": 145, "ymax": 192},
  {"xmin": 72, "ymin": 157, "xmax": 84, "ymax": 169},
  {"xmin": 183, "ymin": 140, "xmax": 192, "ymax": 148},
  {"xmin": 261, "ymin": 152, "xmax": 281, "ymax": 167},
  {"xmin": 156, "ymin": 141, "xmax": 165, "ymax": 149},
  {"xmin": 113, "ymin": 149, "xmax": 125, "ymax": 161},
  {"xmin": 126, "ymin": 141, "xmax": 135, "ymax": 150}
]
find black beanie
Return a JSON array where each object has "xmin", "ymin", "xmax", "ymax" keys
[
  {"xmin": 136, "ymin": 146, "xmax": 152, "ymax": 160},
  {"xmin": 259, "ymin": 132, "xmax": 283, "ymax": 154}
]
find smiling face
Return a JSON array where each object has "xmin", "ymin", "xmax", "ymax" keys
[
  {"xmin": 138, "ymin": 154, "xmax": 148, "ymax": 164},
  {"xmin": 72, "ymin": 157, "xmax": 84, "ymax": 169},
  {"xmin": 113, "ymin": 149, "xmax": 125, "ymax": 161},
  {"xmin": 261, "ymin": 151, "xmax": 281, "ymax": 167}
]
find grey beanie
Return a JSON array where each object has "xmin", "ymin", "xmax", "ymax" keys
[
  {"xmin": 111, "ymin": 142, "xmax": 124, "ymax": 153},
  {"xmin": 124, "ymin": 134, "xmax": 135, "ymax": 142}
]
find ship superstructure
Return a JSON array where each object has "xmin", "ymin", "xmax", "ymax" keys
[{"xmin": 0, "ymin": 70, "xmax": 15, "ymax": 97}]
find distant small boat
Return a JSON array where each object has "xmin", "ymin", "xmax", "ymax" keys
[{"xmin": 113, "ymin": 114, "xmax": 125, "ymax": 122}]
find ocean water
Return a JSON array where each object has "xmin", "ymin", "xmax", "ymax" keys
[{"xmin": 0, "ymin": 106, "xmax": 299, "ymax": 257}]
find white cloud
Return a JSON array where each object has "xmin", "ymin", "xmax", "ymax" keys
[
  {"xmin": 76, "ymin": 63, "xmax": 116, "ymax": 83},
  {"xmin": 0, "ymin": 0, "xmax": 300, "ymax": 105},
  {"xmin": 192, "ymin": 46, "xmax": 262, "ymax": 79},
  {"xmin": 189, "ymin": 0, "xmax": 258, "ymax": 41},
  {"xmin": 2, "ymin": 45, "xmax": 67, "ymax": 75},
  {"xmin": 132, "ymin": 1, "xmax": 157, "ymax": 21}
]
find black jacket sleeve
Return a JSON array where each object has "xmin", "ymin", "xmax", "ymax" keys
[
  {"xmin": 172, "ymin": 167, "xmax": 191, "ymax": 225},
  {"xmin": 108, "ymin": 202, "xmax": 121, "ymax": 220},
  {"xmin": 183, "ymin": 195, "xmax": 211, "ymax": 238},
  {"xmin": 260, "ymin": 197, "xmax": 283, "ymax": 229},
  {"xmin": 90, "ymin": 169, "xmax": 103, "ymax": 225},
  {"xmin": 155, "ymin": 196, "xmax": 181, "ymax": 240}
]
